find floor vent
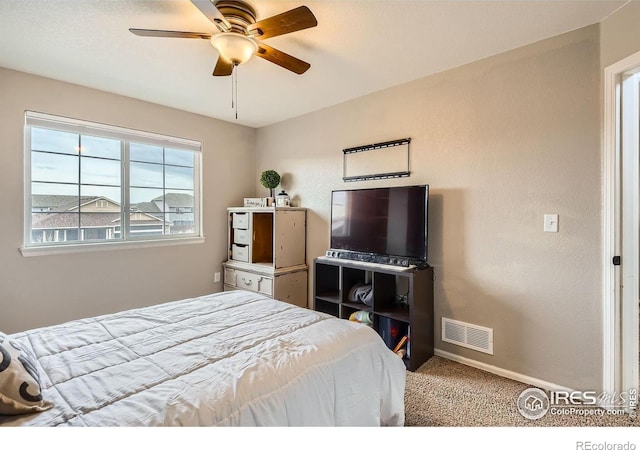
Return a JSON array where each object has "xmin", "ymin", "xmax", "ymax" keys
[{"xmin": 442, "ymin": 318, "xmax": 494, "ymax": 355}]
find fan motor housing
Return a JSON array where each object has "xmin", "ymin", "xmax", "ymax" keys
[{"xmin": 215, "ymin": 0, "xmax": 257, "ymax": 33}]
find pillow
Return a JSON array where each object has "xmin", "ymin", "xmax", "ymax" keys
[{"xmin": 0, "ymin": 332, "xmax": 52, "ymax": 415}]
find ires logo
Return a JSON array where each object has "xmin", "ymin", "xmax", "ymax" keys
[
  {"xmin": 517, "ymin": 388, "xmax": 637, "ymax": 420},
  {"xmin": 550, "ymin": 391, "xmax": 599, "ymax": 405},
  {"xmin": 550, "ymin": 390, "xmax": 635, "ymax": 407}
]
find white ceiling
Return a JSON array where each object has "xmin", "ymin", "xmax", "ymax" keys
[{"xmin": 0, "ymin": 0, "xmax": 627, "ymax": 128}]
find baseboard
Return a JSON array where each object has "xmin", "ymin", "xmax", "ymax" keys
[{"xmin": 434, "ymin": 349, "xmax": 573, "ymax": 393}]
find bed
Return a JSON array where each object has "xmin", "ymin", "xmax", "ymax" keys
[{"xmin": 0, "ymin": 290, "xmax": 406, "ymax": 426}]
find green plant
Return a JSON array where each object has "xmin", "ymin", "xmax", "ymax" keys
[{"xmin": 260, "ymin": 170, "xmax": 281, "ymax": 196}]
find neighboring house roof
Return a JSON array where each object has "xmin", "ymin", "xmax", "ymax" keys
[
  {"xmin": 68, "ymin": 196, "xmax": 120, "ymax": 212},
  {"xmin": 32, "ymin": 194, "xmax": 175, "ymax": 229},
  {"xmin": 34, "ymin": 193, "xmax": 195, "ymax": 211},
  {"xmin": 32, "ymin": 195, "xmax": 97, "ymax": 211},
  {"xmin": 32, "ymin": 212, "xmax": 167, "ymax": 229},
  {"xmin": 132, "ymin": 201, "xmax": 161, "ymax": 213},
  {"xmin": 112, "ymin": 213, "xmax": 169, "ymax": 225},
  {"xmin": 153, "ymin": 193, "xmax": 193, "ymax": 208},
  {"xmin": 31, "ymin": 212, "xmax": 120, "ymax": 229}
]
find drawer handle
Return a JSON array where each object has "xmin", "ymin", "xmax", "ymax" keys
[{"xmin": 241, "ymin": 278, "xmax": 252, "ymax": 286}]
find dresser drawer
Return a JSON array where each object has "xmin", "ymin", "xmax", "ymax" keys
[
  {"xmin": 232, "ymin": 212, "xmax": 249, "ymax": 229},
  {"xmin": 231, "ymin": 244, "xmax": 249, "ymax": 262},
  {"xmin": 233, "ymin": 269, "xmax": 273, "ymax": 296},
  {"xmin": 233, "ymin": 228, "xmax": 251, "ymax": 245}
]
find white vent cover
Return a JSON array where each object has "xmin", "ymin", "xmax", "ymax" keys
[{"xmin": 442, "ymin": 318, "xmax": 494, "ymax": 355}]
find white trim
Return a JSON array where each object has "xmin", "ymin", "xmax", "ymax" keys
[
  {"xmin": 602, "ymin": 57, "xmax": 621, "ymax": 402},
  {"xmin": 25, "ymin": 110, "xmax": 201, "ymax": 151},
  {"xmin": 122, "ymin": 140, "xmax": 131, "ymax": 240},
  {"xmin": 196, "ymin": 142, "xmax": 204, "ymax": 241},
  {"xmin": 23, "ymin": 119, "xmax": 32, "ymax": 253},
  {"xmin": 434, "ymin": 349, "xmax": 572, "ymax": 393},
  {"xmin": 603, "ymin": 48, "xmax": 640, "ymax": 413},
  {"xmin": 620, "ymin": 71, "xmax": 640, "ymax": 401},
  {"xmin": 19, "ymin": 236, "xmax": 205, "ymax": 257}
]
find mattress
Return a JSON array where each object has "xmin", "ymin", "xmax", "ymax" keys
[{"xmin": 1, "ymin": 290, "xmax": 406, "ymax": 426}]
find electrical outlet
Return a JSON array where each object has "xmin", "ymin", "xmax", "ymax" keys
[{"xmin": 214, "ymin": 272, "xmax": 221, "ymax": 283}]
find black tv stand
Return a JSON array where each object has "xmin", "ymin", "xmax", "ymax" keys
[{"xmin": 313, "ymin": 256, "xmax": 434, "ymax": 371}]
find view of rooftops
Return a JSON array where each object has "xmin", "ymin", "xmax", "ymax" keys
[{"xmin": 30, "ymin": 193, "xmax": 195, "ymax": 243}]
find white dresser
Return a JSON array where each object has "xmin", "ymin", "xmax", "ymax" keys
[{"xmin": 223, "ymin": 207, "xmax": 308, "ymax": 308}]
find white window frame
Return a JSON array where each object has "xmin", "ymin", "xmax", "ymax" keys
[{"xmin": 21, "ymin": 111, "xmax": 204, "ymax": 256}]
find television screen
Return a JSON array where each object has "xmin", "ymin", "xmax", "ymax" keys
[{"xmin": 330, "ymin": 185, "xmax": 428, "ymax": 262}]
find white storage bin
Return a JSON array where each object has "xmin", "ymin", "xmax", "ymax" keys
[
  {"xmin": 232, "ymin": 213, "xmax": 249, "ymax": 229},
  {"xmin": 234, "ymin": 228, "xmax": 251, "ymax": 245},
  {"xmin": 232, "ymin": 244, "xmax": 249, "ymax": 262}
]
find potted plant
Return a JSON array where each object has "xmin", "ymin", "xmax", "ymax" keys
[{"xmin": 260, "ymin": 170, "xmax": 281, "ymax": 199}]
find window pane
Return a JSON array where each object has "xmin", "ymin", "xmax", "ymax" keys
[
  {"xmin": 81, "ymin": 157, "xmax": 121, "ymax": 186},
  {"xmin": 129, "ymin": 212, "xmax": 165, "ymax": 237},
  {"xmin": 32, "ymin": 128, "xmax": 78, "ymax": 155},
  {"xmin": 166, "ymin": 224, "xmax": 195, "ymax": 235},
  {"xmin": 133, "ymin": 201, "xmax": 162, "ymax": 213},
  {"xmin": 130, "ymin": 187, "xmax": 164, "ymax": 208},
  {"xmin": 32, "ymin": 152, "xmax": 78, "ymax": 184},
  {"xmin": 31, "ymin": 213, "xmax": 79, "ymax": 243},
  {"xmin": 81, "ymin": 214, "xmax": 121, "ymax": 241},
  {"xmin": 165, "ymin": 165, "xmax": 193, "ymax": 189},
  {"xmin": 31, "ymin": 183, "xmax": 78, "ymax": 214},
  {"xmin": 162, "ymin": 191, "xmax": 194, "ymax": 212},
  {"xmin": 80, "ymin": 186, "xmax": 121, "ymax": 206},
  {"xmin": 32, "ymin": 196, "xmax": 78, "ymax": 214},
  {"xmin": 80, "ymin": 135, "xmax": 121, "ymax": 160},
  {"xmin": 130, "ymin": 161, "xmax": 163, "ymax": 188},
  {"xmin": 165, "ymin": 148, "xmax": 194, "ymax": 167},
  {"xmin": 163, "ymin": 191, "xmax": 195, "ymax": 235},
  {"xmin": 130, "ymin": 143, "xmax": 163, "ymax": 163}
]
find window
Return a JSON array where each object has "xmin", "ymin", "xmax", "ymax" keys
[{"xmin": 24, "ymin": 112, "xmax": 202, "ymax": 252}]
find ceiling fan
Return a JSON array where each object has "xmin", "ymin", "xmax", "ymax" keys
[{"xmin": 129, "ymin": 0, "xmax": 318, "ymax": 76}]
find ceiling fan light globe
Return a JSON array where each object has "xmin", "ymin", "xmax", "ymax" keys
[{"xmin": 210, "ymin": 33, "xmax": 258, "ymax": 65}]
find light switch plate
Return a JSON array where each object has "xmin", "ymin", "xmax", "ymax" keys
[
  {"xmin": 214, "ymin": 272, "xmax": 221, "ymax": 283},
  {"xmin": 544, "ymin": 214, "xmax": 559, "ymax": 233}
]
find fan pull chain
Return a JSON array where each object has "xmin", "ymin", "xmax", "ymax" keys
[{"xmin": 230, "ymin": 64, "xmax": 239, "ymax": 120}]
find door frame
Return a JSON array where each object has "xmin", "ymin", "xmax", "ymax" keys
[{"xmin": 603, "ymin": 50, "xmax": 640, "ymax": 409}]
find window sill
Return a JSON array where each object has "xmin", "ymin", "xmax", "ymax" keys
[{"xmin": 20, "ymin": 236, "xmax": 206, "ymax": 257}]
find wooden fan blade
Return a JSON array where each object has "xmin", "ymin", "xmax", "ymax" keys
[
  {"xmin": 256, "ymin": 43, "xmax": 310, "ymax": 75},
  {"xmin": 247, "ymin": 6, "xmax": 317, "ymax": 40},
  {"xmin": 213, "ymin": 57, "xmax": 234, "ymax": 76},
  {"xmin": 190, "ymin": 0, "xmax": 231, "ymax": 32},
  {"xmin": 129, "ymin": 28, "xmax": 212, "ymax": 39}
]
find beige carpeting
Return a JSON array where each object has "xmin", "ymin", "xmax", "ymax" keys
[{"xmin": 404, "ymin": 356, "xmax": 638, "ymax": 427}]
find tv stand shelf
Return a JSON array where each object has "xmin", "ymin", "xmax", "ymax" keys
[{"xmin": 313, "ymin": 257, "xmax": 434, "ymax": 371}]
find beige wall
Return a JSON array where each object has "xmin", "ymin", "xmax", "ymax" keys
[
  {"xmin": 0, "ymin": 68, "xmax": 256, "ymax": 334},
  {"xmin": 256, "ymin": 26, "xmax": 601, "ymax": 390},
  {"xmin": 600, "ymin": 1, "xmax": 640, "ymax": 68},
  {"xmin": 5, "ymin": 1, "xmax": 640, "ymax": 388}
]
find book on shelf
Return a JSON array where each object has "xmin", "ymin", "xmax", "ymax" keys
[{"xmin": 393, "ymin": 335, "xmax": 408, "ymax": 353}]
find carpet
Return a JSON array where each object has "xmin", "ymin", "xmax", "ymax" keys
[{"xmin": 404, "ymin": 356, "xmax": 637, "ymax": 427}]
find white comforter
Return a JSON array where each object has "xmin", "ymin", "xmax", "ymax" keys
[{"xmin": 1, "ymin": 291, "xmax": 406, "ymax": 426}]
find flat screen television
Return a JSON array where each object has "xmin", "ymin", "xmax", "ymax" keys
[{"xmin": 330, "ymin": 185, "xmax": 428, "ymax": 266}]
